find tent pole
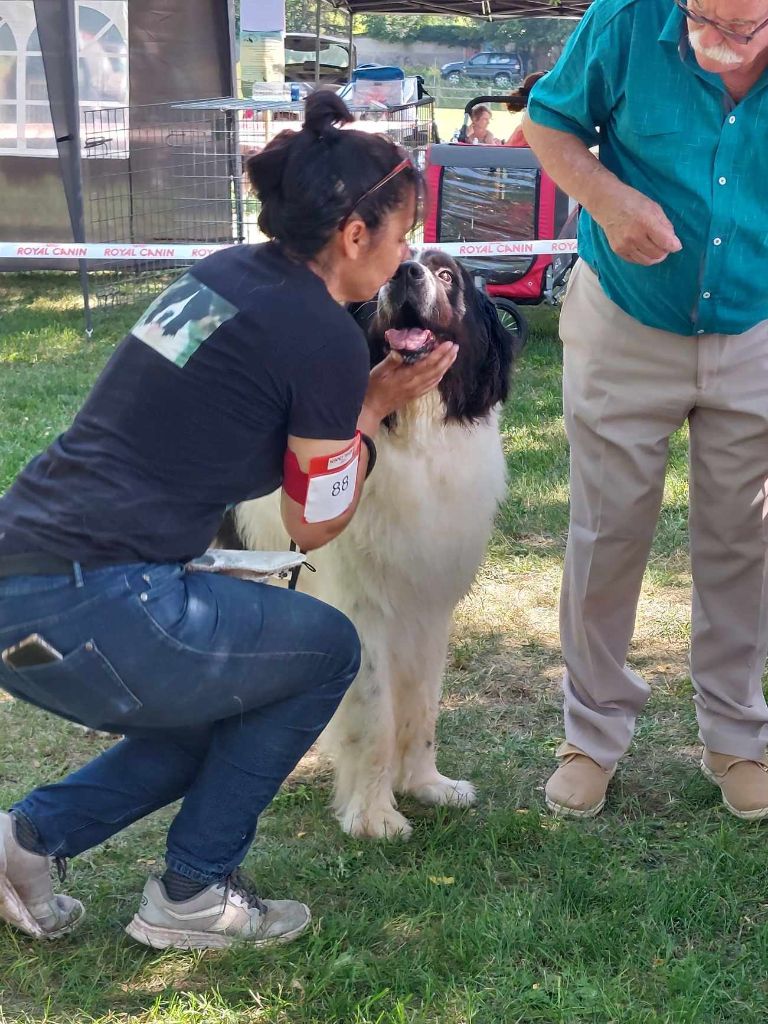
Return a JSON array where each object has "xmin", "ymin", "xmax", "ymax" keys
[
  {"xmin": 315, "ymin": 0, "xmax": 321, "ymax": 85},
  {"xmin": 348, "ymin": 10, "xmax": 354, "ymax": 81},
  {"xmin": 33, "ymin": 0, "xmax": 92, "ymax": 336}
]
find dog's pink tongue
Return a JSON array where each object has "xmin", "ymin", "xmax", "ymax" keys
[{"xmin": 385, "ymin": 327, "xmax": 433, "ymax": 352}]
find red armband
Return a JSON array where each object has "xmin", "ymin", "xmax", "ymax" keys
[
  {"xmin": 282, "ymin": 434, "xmax": 361, "ymax": 523},
  {"xmin": 282, "ymin": 449, "xmax": 309, "ymax": 505}
]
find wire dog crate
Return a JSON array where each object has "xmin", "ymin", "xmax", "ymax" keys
[{"xmin": 82, "ymin": 96, "xmax": 436, "ymax": 312}]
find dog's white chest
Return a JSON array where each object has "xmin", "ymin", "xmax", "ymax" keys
[{"xmin": 332, "ymin": 408, "xmax": 507, "ymax": 609}]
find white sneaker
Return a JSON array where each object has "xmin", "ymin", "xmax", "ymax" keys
[
  {"xmin": 125, "ymin": 869, "xmax": 311, "ymax": 950},
  {"xmin": 0, "ymin": 811, "xmax": 84, "ymax": 939}
]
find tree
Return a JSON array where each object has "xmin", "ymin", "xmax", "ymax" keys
[
  {"xmin": 355, "ymin": 13, "xmax": 575, "ymax": 71},
  {"xmin": 487, "ymin": 18, "xmax": 577, "ymax": 69},
  {"xmin": 285, "ymin": 0, "xmax": 351, "ymax": 34}
]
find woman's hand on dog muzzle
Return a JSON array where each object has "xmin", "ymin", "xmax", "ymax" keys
[{"xmin": 363, "ymin": 342, "xmax": 459, "ymax": 420}]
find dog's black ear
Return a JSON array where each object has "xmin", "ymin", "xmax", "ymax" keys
[
  {"xmin": 347, "ymin": 300, "xmax": 378, "ymax": 330},
  {"xmin": 212, "ymin": 508, "xmax": 245, "ymax": 550},
  {"xmin": 462, "ymin": 268, "xmax": 518, "ymax": 410},
  {"xmin": 347, "ymin": 299, "xmax": 388, "ymax": 371}
]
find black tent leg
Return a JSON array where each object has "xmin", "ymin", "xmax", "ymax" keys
[
  {"xmin": 315, "ymin": 0, "xmax": 321, "ymax": 86},
  {"xmin": 34, "ymin": 0, "xmax": 90, "ymax": 333},
  {"xmin": 348, "ymin": 11, "xmax": 354, "ymax": 81}
]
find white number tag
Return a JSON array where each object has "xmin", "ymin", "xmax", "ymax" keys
[
  {"xmin": 302, "ymin": 435, "xmax": 361, "ymax": 523},
  {"xmin": 304, "ymin": 456, "xmax": 359, "ymax": 523}
]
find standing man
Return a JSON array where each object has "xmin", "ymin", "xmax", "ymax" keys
[{"xmin": 523, "ymin": 0, "xmax": 768, "ymax": 818}]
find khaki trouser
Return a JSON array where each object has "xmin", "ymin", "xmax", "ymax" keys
[{"xmin": 559, "ymin": 260, "xmax": 768, "ymax": 769}]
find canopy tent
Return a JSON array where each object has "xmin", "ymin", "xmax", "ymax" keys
[
  {"xmin": 328, "ymin": 0, "xmax": 590, "ymax": 17},
  {"xmin": 1, "ymin": 0, "xmax": 236, "ymax": 288},
  {"xmin": 6, "ymin": 0, "xmax": 586, "ymax": 331},
  {"xmin": 14, "ymin": 0, "xmax": 582, "ymax": 255}
]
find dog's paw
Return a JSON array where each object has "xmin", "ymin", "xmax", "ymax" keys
[
  {"xmin": 408, "ymin": 776, "xmax": 477, "ymax": 808},
  {"xmin": 337, "ymin": 804, "xmax": 413, "ymax": 841}
]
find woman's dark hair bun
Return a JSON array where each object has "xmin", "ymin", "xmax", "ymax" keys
[
  {"xmin": 506, "ymin": 70, "xmax": 548, "ymax": 113},
  {"xmin": 302, "ymin": 89, "xmax": 354, "ymax": 139},
  {"xmin": 246, "ymin": 87, "xmax": 423, "ymax": 262},
  {"xmin": 506, "ymin": 88, "xmax": 528, "ymax": 114}
]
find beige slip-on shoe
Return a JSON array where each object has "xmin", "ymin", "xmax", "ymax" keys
[
  {"xmin": 701, "ymin": 749, "xmax": 768, "ymax": 820},
  {"xmin": 545, "ymin": 742, "xmax": 616, "ymax": 818}
]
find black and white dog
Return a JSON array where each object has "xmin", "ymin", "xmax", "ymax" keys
[{"xmin": 230, "ymin": 250, "xmax": 519, "ymax": 838}]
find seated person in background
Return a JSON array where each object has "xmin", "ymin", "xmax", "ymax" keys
[
  {"xmin": 506, "ymin": 72, "xmax": 548, "ymax": 146},
  {"xmin": 465, "ymin": 104, "xmax": 500, "ymax": 145}
]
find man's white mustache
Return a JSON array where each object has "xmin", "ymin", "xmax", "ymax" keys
[{"xmin": 689, "ymin": 26, "xmax": 745, "ymax": 65}]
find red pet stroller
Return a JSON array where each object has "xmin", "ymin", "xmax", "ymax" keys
[{"xmin": 424, "ymin": 96, "xmax": 577, "ymax": 343}]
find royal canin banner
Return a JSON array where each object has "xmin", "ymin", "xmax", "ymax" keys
[{"xmin": 0, "ymin": 239, "xmax": 578, "ymax": 262}]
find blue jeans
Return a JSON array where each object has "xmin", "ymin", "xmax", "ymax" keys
[{"xmin": 0, "ymin": 563, "xmax": 360, "ymax": 883}]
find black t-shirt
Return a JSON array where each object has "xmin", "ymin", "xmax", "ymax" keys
[{"xmin": 0, "ymin": 244, "xmax": 370, "ymax": 565}]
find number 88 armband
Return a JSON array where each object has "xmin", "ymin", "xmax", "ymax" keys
[{"xmin": 282, "ymin": 432, "xmax": 376, "ymax": 524}]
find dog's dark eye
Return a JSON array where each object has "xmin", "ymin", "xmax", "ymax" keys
[{"xmin": 437, "ymin": 269, "xmax": 454, "ymax": 283}]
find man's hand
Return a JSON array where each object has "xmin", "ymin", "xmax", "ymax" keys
[
  {"xmin": 593, "ymin": 184, "xmax": 682, "ymax": 266},
  {"xmin": 521, "ymin": 118, "xmax": 682, "ymax": 268}
]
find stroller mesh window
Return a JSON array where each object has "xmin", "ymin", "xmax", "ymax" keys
[{"xmin": 440, "ymin": 165, "xmax": 538, "ymax": 283}]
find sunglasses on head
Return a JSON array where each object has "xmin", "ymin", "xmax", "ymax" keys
[{"xmin": 339, "ymin": 157, "xmax": 414, "ymax": 229}]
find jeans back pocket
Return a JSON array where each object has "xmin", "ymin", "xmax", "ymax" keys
[{"xmin": 1, "ymin": 639, "xmax": 142, "ymax": 731}]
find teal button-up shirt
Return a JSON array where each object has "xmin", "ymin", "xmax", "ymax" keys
[{"xmin": 528, "ymin": 0, "xmax": 768, "ymax": 336}]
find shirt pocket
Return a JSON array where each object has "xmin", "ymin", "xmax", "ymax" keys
[
  {"xmin": 0, "ymin": 639, "xmax": 142, "ymax": 731},
  {"xmin": 620, "ymin": 105, "xmax": 686, "ymax": 138}
]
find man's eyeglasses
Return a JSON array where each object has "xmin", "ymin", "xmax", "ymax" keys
[
  {"xmin": 675, "ymin": 0, "xmax": 768, "ymax": 44},
  {"xmin": 339, "ymin": 157, "xmax": 413, "ymax": 229}
]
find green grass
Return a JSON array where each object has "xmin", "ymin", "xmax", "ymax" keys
[{"xmin": 1, "ymin": 276, "xmax": 767, "ymax": 1024}]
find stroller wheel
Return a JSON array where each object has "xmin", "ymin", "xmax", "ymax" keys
[{"xmin": 490, "ymin": 297, "xmax": 529, "ymax": 349}]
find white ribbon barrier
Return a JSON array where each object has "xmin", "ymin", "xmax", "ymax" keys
[{"xmin": 0, "ymin": 239, "xmax": 578, "ymax": 262}]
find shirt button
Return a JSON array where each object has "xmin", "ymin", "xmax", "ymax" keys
[
  {"xmin": 713, "ymin": 237, "xmax": 722, "ymax": 245},
  {"xmin": 728, "ymin": 115, "xmax": 736, "ymax": 123},
  {"xmin": 718, "ymin": 176, "xmax": 727, "ymax": 185},
  {"xmin": 140, "ymin": 592, "xmax": 149, "ymax": 602},
  {"xmin": 702, "ymin": 291, "xmax": 711, "ymax": 298}
]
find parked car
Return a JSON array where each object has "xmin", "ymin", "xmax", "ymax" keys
[
  {"xmin": 440, "ymin": 52, "xmax": 522, "ymax": 88},
  {"xmin": 283, "ymin": 33, "xmax": 356, "ymax": 85}
]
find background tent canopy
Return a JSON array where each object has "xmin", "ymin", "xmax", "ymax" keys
[{"xmin": 327, "ymin": 0, "xmax": 590, "ymax": 17}]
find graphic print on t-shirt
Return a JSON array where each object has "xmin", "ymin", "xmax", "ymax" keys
[{"xmin": 131, "ymin": 272, "xmax": 238, "ymax": 367}]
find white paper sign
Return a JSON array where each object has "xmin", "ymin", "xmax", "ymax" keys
[{"xmin": 187, "ymin": 550, "xmax": 306, "ymax": 577}]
